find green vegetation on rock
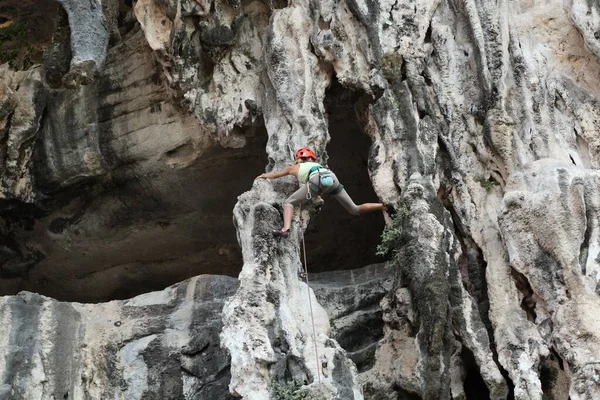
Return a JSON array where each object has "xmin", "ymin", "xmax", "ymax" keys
[
  {"xmin": 376, "ymin": 200, "xmax": 411, "ymax": 259},
  {"xmin": 477, "ymin": 177, "xmax": 497, "ymax": 190},
  {"xmin": 272, "ymin": 380, "xmax": 311, "ymax": 400}
]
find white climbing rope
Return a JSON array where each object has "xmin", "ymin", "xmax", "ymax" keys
[{"xmin": 299, "ymin": 205, "xmax": 322, "ymax": 384}]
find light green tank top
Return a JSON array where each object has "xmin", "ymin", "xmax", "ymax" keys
[{"xmin": 297, "ymin": 162, "xmax": 322, "ymax": 184}]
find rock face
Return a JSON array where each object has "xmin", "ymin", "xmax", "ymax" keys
[
  {"xmin": 0, "ymin": 2, "xmax": 383, "ymax": 302},
  {"xmin": 43, "ymin": 0, "xmax": 120, "ymax": 88},
  {"xmin": 1, "ymin": 0, "xmax": 600, "ymax": 399},
  {"xmin": 498, "ymin": 161, "xmax": 600, "ymax": 399},
  {"xmin": 0, "ymin": 32, "xmax": 265, "ymax": 301},
  {"xmin": 0, "ymin": 264, "xmax": 391, "ymax": 399},
  {"xmin": 0, "ymin": 275, "xmax": 239, "ymax": 399},
  {"xmin": 310, "ymin": 263, "xmax": 395, "ymax": 374}
]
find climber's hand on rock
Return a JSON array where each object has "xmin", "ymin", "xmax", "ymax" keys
[{"xmin": 256, "ymin": 173, "xmax": 268, "ymax": 180}]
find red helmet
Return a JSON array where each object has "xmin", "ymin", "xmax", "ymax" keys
[{"xmin": 295, "ymin": 147, "xmax": 316, "ymax": 160}]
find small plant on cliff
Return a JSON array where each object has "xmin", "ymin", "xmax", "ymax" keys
[
  {"xmin": 376, "ymin": 201, "xmax": 410, "ymax": 259},
  {"xmin": 477, "ymin": 177, "xmax": 497, "ymax": 190},
  {"xmin": 272, "ymin": 380, "xmax": 310, "ymax": 400}
]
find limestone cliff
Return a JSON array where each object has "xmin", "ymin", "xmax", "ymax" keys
[{"xmin": 0, "ymin": 0, "xmax": 600, "ymax": 399}]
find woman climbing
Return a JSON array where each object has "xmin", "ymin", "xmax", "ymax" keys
[{"xmin": 256, "ymin": 147, "xmax": 390, "ymax": 237}]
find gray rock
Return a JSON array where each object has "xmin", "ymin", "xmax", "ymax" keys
[
  {"xmin": 56, "ymin": 0, "xmax": 117, "ymax": 87},
  {"xmin": 310, "ymin": 263, "xmax": 394, "ymax": 372},
  {"xmin": 0, "ymin": 275, "xmax": 239, "ymax": 400},
  {"xmin": 3, "ymin": 0, "xmax": 600, "ymax": 398}
]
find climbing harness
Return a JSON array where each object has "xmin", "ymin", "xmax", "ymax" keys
[
  {"xmin": 299, "ymin": 204, "xmax": 322, "ymax": 384},
  {"xmin": 305, "ymin": 165, "xmax": 323, "ymax": 200},
  {"xmin": 305, "ymin": 183, "xmax": 312, "ymax": 200},
  {"xmin": 305, "ymin": 166, "xmax": 343, "ymax": 200}
]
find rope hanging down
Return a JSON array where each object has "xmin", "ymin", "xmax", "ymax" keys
[{"xmin": 299, "ymin": 205, "xmax": 322, "ymax": 384}]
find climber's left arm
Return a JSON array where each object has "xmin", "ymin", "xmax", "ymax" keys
[{"xmin": 256, "ymin": 164, "xmax": 294, "ymax": 180}]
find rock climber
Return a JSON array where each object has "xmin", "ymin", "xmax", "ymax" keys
[{"xmin": 256, "ymin": 147, "xmax": 391, "ymax": 237}]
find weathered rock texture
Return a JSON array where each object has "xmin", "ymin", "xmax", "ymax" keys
[
  {"xmin": 0, "ymin": 32, "xmax": 264, "ymax": 301},
  {"xmin": 0, "ymin": 2, "xmax": 382, "ymax": 303},
  {"xmin": 1, "ymin": 0, "xmax": 600, "ymax": 398},
  {"xmin": 310, "ymin": 263, "xmax": 395, "ymax": 373},
  {"xmin": 0, "ymin": 264, "xmax": 391, "ymax": 399},
  {"xmin": 42, "ymin": 0, "xmax": 120, "ymax": 88},
  {"xmin": 0, "ymin": 275, "xmax": 239, "ymax": 399}
]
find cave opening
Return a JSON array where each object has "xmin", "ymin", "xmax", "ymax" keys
[
  {"xmin": 304, "ymin": 78, "xmax": 386, "ymax": 273},
  {"xmin": 0, "ymin": 1, "xmax": 274, "ymax": 303},
  {"xmin": 0, "ymin": 117, "xmax": 268, "ymax": 302},
  {"xmin": 539, "ymin": 349, "xmax": 569, "ymax": 398},
  {"xmin": 462, "ymin": 346, "xmax": 490, "ymax": 399},
  {"xmin": 0, "ymin": 6, "xmax": 383, "ymax": 304}
]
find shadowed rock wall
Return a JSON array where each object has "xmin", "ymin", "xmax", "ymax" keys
[
  {"xmin": 0, "ymin": 30, "xmax": 269, "ymax": 301},
  {"xmin": 0, "ymin": 274, "xmax": 239, "ymax": 400},
  {"xmin": 0, "ymin": 265, "xmax": 390, "ymax": 399}
]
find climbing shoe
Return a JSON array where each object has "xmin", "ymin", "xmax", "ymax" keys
[
  {"xmin": 298, "ymin": 270, "xmax": 307, "ymax": 279},
  {"xmin": 273, "ymin": 229, "xmax": 289, "ymax": 238}
]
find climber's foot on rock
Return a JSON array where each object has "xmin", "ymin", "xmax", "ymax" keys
[{"xmin": 273, "ymin": 228, "xmax": 289, "ymax": 238}]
